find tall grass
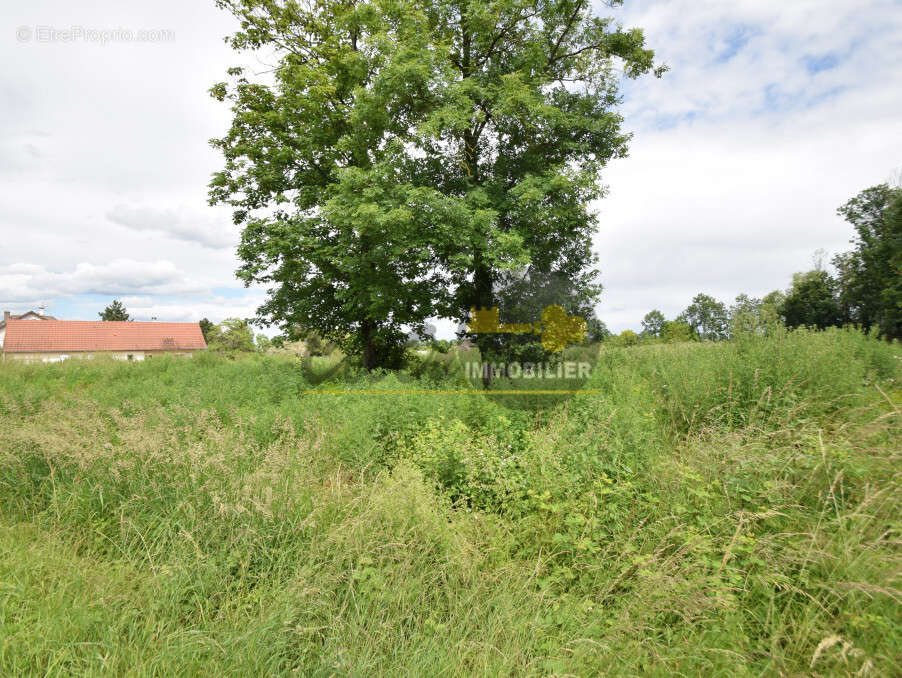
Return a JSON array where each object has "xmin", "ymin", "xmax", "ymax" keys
[{"xmin": 0, "ymin": 328, "xmax": 899, "ymax": 675}]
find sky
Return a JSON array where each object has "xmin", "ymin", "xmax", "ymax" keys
[{"xmin": 1, "ymin": 0, "xmax": 900, "ymax": 335}]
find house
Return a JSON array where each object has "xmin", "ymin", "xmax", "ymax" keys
[
  {"xmin": 0, "ymin": 309, "xmax": 56, "ymax": 348},
  {"xmin": 1, "ymin": 316, "xmax": 207, "ymax": 363}
]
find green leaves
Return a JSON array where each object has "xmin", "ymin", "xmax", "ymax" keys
[
  {"xmin": 99, "ymin": 299, "xmax": 130, "ymax": 322},
  {"xmin": 210, "ymin": 0, "xmax": 661, "ymax": 367},
  {"xmin": 678, "ymin": 294, "xmax": 730, "ymax": 341},
  {"xmin": 834, "ymin": 184, "xmax": 902, "ymax": 339}
]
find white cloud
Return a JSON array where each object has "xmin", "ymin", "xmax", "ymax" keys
[
  {"xmin": 119, "ymin": 294, "xmax": 267, "ymax": 324},
  {"xmin": 615, "ymin": 0, "xmax": 902, "ymax": 127},
  {"xmin": 107, "ymin": 204, "xmax": 237, "ymax": 249},
  {"xmin": 0, "ymin": 259, "xmax": 209, "ymax": 304},
  {"xmin": 593, "ymin": 0, "xmax": 902, "ymax": 331}
]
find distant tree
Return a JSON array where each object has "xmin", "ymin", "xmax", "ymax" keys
[
  {"xmin": 198, "ymin": 318, "xmax": 215, "ymax": 342},
  {"xmin": 207, "ymin": 318, "xmax": 256, "ymax": 352},
  {"xmin": 729, "ymin": 294, "xmax": 766, "ymax": 337},
  {"xmin": 761, "ymin": 290, "xmax": 787, "ymax": 323},
  {"xmin": 429, "ymin": 339, "xmax": 452, "ymax": 354},
  {"xmin": 782, "ymin": 270, "xmax": 843, "ymax": 330},
  {"xmin": 833, "ymin": 183, "xmax": 902, "ymax": 339},
  {"xmin": 729, "ymin": 294, "xmax": 759, "ymax": 332},
  {"xmin": 616, "ymin": 329, "xmax": 640, "ymax": 346},
  {"xmin": 585, "ymin": 317, "xmax": 612, "ymax": 343},
  {"xmin": 99, "ymin": 300, "xmax": 130, "ymax": 321},
  {"xmin": 255, "ymin": 333, "xmax": 273, "ymax": 352},
  {"xmin": 640, "ymin": 309, "xmax": 666, "ymax": 337},
  {"xmin": 660, "ymin": 320, "xmax": 694, "ymax": 343},
  {"xmin": 678, "ymin": 294, "xmax": 729, "ymax": 341},
  {"xmin": 732, "ymin": 292, "xmax": 785, "ymax": 336}
]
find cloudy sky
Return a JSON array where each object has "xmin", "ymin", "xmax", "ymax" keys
[{"xmin": 1, "ymin": 0, "xmax": 900, "ymax": 334}]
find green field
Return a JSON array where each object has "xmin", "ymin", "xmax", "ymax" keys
[{"xmin": 1, "ymin": 329, "xmax": 900, "ymax": 676}]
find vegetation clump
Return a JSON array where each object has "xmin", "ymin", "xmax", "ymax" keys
[{"xmin": 1, "ymin": 328, "xmax": 900, "ymax": 675}]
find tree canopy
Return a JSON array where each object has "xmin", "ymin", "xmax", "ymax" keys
[
  {"xmin": 640, "ymin": 309, "xmax": 665, "ymax": 337},
  {"xmin": 99, "ymin": 300, "xmax": 130, "ymax": 322},
  {"xmin": 660, "ymin": 320, "xmax": 693, "ymax": 343},
  {"xmin": 210, "ymin": 0, "xmax": 662, "ymax": 368},
  {"xmin": 678, "ymin": 293, "xmax": 729, "ymax": 341},
  {"xmin": 199, "ymin": 318, "xmax": 215, "ymax": 342},
  {"xmin": 833, "ymin": 183, "xmax": 902, "ymax": 339},
  {"xmin": 206, "ymin": 318, "xmax": 258, "ymax": 352},
  {"xmin": 781, "ymin": 270, "xmax": 843, "ymax": 330}
]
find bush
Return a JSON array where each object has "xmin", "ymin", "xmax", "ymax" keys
[{"xmin": 614, "ymin": 329, "xmax": 640, "ymax": 346}]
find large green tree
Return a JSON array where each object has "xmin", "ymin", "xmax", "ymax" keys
[
  {"xmin": 209, "ymin": 0, "xmax": 661, "ymax": 368},
  {"xmin": 833, "ymin": 183, "xmax": 902, "ymax": 339}
]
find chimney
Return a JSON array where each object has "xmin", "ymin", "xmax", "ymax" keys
[
  {"xmin": 3, "ymin": 311, "xmax": 9, "ymax": 324},
  {"xmin": 38, "ymin": 305, "xmax": 45, "ymax": 316}
]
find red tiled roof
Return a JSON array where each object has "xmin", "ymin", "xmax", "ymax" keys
[
  {"xmin": 0, "ymin": 311, "xmax": 56, "ymax": 329},
  {"xmin": 2, "ymin": 319, "xmax": 207, "ymax": 353}
]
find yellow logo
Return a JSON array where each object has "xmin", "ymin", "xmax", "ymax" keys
[{"xmin": 466, "ymin": 305, "xmax": 586, "ymax": 352}]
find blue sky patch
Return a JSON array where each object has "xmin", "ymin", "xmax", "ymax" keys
[
  {"xmin": 715, "ymin": 24, "xmax": 758, "ymax": 63},
  {"xmin": 802, "ymin": 52, "xmax": 841, "ymax": 74}
]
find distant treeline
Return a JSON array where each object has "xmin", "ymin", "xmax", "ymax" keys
[{"xmin": 626, "ymin": 182, "xmax": 902, "ymax": 345}]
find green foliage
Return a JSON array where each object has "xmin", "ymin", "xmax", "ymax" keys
[
  {"xmin": 209, "ymin": 0, "xmax": 662, "ymax": 368},
  {"xmin": 206, "ymin": 317, "xmax": 257, "ymax": 352},
  {"xmin": 833, "ymin": 183, "xmax": 902, "ymax": 339},
  {"xmin": 483, "ymin": 267, "xmax": 604, "ymax": 367},
  {"xmin": 660, "ymin": 319, "xmax": 694, "ymax": 343},
  {"xmin": 1, "ymin": 329, "xmax": 900, "ymax": 675},
  {"xmin": 678, "ymin": 293, "xmax": 730, "ymax": 340},
  {"xmin": 198, "ymin": 317, "xmax": 215, "ymax": 342},
  {"xmin": 255, "ymin": 333, "xmax": 272, "ymax": 352},
  {"xmin": 430, "ymin": 339, "xmax": 452, "ymax": 354},
  {"xmin": 303, "ymin": 332, "xmax": 336, "ymax": 357},
  {"xmin": 614, "ymin": 329, "xmax": 640, "ymax": 346},
  {"xmin": 640, "ymin": 309, "xmax": 665, "ymax": 337},
  {"xmin": 729, "ymin": 293, "xmax": 782, "ymax": 337},
  {"xmin": 98, "ymin": 299, "xmax": 130, "ymax": 321},
  {"xmin": 584, "ymin": 316, "xmax": 611, "ymax": 342},
  {"xmin": 761, "ymin": 289, "xmax": 787, "ymax": 324},
  {"xmin": 782, "ymin": 269, "xmax": 843, "ymax": 330}
]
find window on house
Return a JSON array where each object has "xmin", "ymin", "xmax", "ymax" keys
[{"xmin": 127, "ymin": 354, "xmax": 134, "ymax": 361}]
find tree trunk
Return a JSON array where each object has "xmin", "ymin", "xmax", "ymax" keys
[
  {"xmin": 362, "ymin": 320, "xmax": 377, "ymax": 370},
  {"xmin": 470, "ymin": 261, "xmax": 494, "ymax": 388}
]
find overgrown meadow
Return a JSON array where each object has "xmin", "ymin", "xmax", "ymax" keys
[{"xmin": 1, "ymin": 328, "xmax": 900, "ymax": 676}]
